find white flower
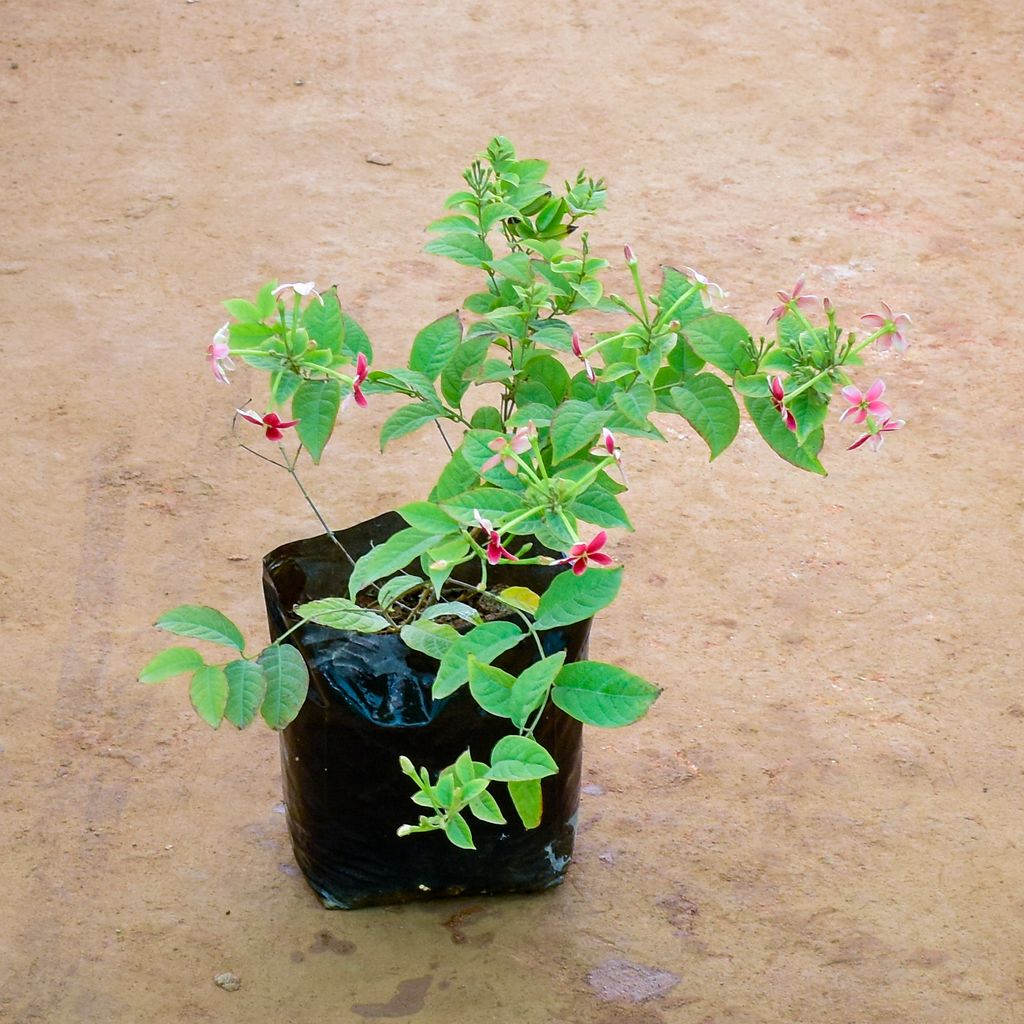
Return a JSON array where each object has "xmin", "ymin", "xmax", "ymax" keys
[{"xmin": 272, "ymin": 281, "xmax": 324, "ymax": 304}]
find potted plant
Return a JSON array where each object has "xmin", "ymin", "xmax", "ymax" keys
[{"xmin": 140, "ymin": 136, "xmax": 909, "ymax": 909}]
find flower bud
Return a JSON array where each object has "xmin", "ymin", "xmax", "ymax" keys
[
  {"xmin": 623, "ymin": 244, "xmax": 637, "ymax": 267},
  {"xmin": 823, "ymin": 296, "xmax": 834, "ymax": 315},
  {"xmin": 571, "ymin": 331, "xmax": 583, "ymax": 358}
]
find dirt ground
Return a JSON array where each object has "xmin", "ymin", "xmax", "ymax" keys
[{"xmin": 2, "ymin": 0, "xmax": 1022, "ymax": 1021}]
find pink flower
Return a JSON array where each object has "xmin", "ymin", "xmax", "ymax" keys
[
  {"xmin": 559, "ymin": 531, "xmax": 614, "ymax": 576},
  {"xmin": 484, "ymin": 523, "xmax": 517, "ymax": 564},
  {"xmin": 682, "ymin": 266, "xmax": 726, "ymax": 299},
  {"xmin": 860, "ymin": 301, "xmax": 912, "ymax": 353},
  {"xmin": 206, "ymin": 322, "xmax": 234, "ymax": 384},
  {"xmin": 594, "ymin": 427, "xmax": 621, "ymax": 462},
  {"xmin": 847, "ymin": 416, "xmax": 905, "ymax": 452},
  {"xmin": 839, "ymin": 379, "xmax": 890, "ymax": 425},
  {"xmin": 486, "ymin": 532, "xmax": 516, "ymax": 564},
  {"xmin": 768, "ymin": 376, "xmax": 797, "ymax": 432},
  {"xmin": 767, "ymin": 277, "xmax": 818, "ymax": 325},
  {"xmin": 352, "ymin": 352, "xmax": 369, "ymax": 408},
  {"xmin": 236, "ymin": 409, "xmax": 300, "ymax": 442},
  {"xmin": 481, "ymin": 424, "xmax": 535, "ymax": 474},
  {"xmin": 572, "ymin": 332, "xmax": 597, "ymax": 383},
  {"xmin": 272, "ymin": 281, "xmax": 324, "ymax": 305},
  {"xmin": 624, "ymin": 244, "xmax": 637, "ymax": 267}
]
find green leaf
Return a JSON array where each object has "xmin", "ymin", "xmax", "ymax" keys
[
  {"xmin": 787, "ymin": 388, "xmax": 831, "ymax": 446},
  {"xmin": 190, "ymin": 665, "xmax": 229, "ymax": 728},
  {"xmin": 656, "ymin": 266, "xmax": 708, "ymax": 328},
  {"xmin": 489, "ymin": 253, "xmax": 533, "ymax": 284},
  {"xmin": 255, "ymin": 281, "xmax": 277, "ymax": 319},
  {"xmin": 269, "ymin": 369, "xmax": 303, "ymax": 408},
  {"xmin": 682, "ymin": 314, "xmax": 750, "ymax": 375},
  {"xmin": 223, "ymin": 659, "xmax": 267, "ymax": 729},
  {"xmin": 551, "ymin": 661, "xmax": 661, "ymax": 728},
  {"xmin": 397, "ymin": 501, "xmax": 460, "ymax": 535},
  {"xmin": 549, "ymin": 400, "xmax": 607, "ymax": 463},
  {"xmin": 433, "ymin": 621, "xmax": 525, "ymax": 699},
  {"xmin": 222, "ymin": 298, "xmax": 262, "ymax": 322},
  {"xmin": 420, "ymin": 601, "xmax": 481, "ymax": 624},
  {"xmin": 470, "ymin": 406, "xmax": 504, "ymax": 432},
  {"xmin": 302, "ymin": 289, "xmax": 343, "ymax": 353},
  {"xmin": 409, "ymin": 312, "xmax": 462, "ymax": 380},
  {"xmin": 517, "ymin": 354, "xmax": 570, "ymax": 406},
  {"xmin": 430, "ymin": 448, "xmax": 480, "ymax": 501},
  {"xmin": 377, "ymin": 575, "xmax": 424, "ymax": 610},
  {"xmin": 139, "ymin": 646, "xmax": 204, "ymax": 684},
  {"xmin": 468, "ymin": 790, "xmax": 507, "ymax": 825},
  {"xmin": 441, "ymin": 337, "xmax": 492, "ymax": 406},
  {"xmin": 380, "ymin": 404, "xmax": 444, "ymax": 450},
  {"xmin": 440, "ymin": 487, "xmax": 524, "ymax": 525},
  {"xmin": 509, "ymin": 652, "xmax": 565, "ymax": 729},
  {"xmin": 612, "ymin": 385, "xmax": 655, "ymax": 427},
  {"xmin": 349, "ymin": 528, "xmax": 448, "ymax": 597},
  {"xmin": 670, "ymin": 374, "xmax": 740, "ymax": 460},
  {"xmin": 400, "ymin": 619, "xmax": 460, "ymax": 660},
  {"xmin": 487, "ymin": 735, "xmax": 558, "ymax": 782},
  {"xmin": 508, "ymin": 779, "xmax": 543, "ymax": 828},
  {"xmin": 533, "ymin": 566, "xmax": 623, "ymax": 631},
  {"xmin": 468, "ymin": 657, "xmax": 516, "ymax": 718},
  {"xmin": 341, "ymin": 313, "xmax": 373, "ymax": 362},
  {"xmin": 424, "ymin": 231, "xmax": 493, "ymax": 267},
  {"xmin": 295, "ymin": 597, "xmax": 389, "ymax": 633},
  {"xmin": 572, "ymin": 278, "xmax": 603, "ymax": 307},
  {"xmin": 257, "ymin": 644, "xmax": 309, "ymax": 729},
  {"xmin": 155, "ymin": 605, "xmax": 245, "ymax": 652},
  {"xmin": 445, "ymin": 811, "xmax": 476, "ymax": 850},
  {"xmin": 291, "ymin": 379, "xmax": 342, "ymax": 464},
  {"xmin": 568, "ymin": 486, "xmax": 632, "ymax": 530},
  {"xmin": 427, "ymin": 213, "xmax": 478, "ymax": 233},
  {"xmin": 744, "ymin": 396, "xmax": 827, "ymax": 475}
]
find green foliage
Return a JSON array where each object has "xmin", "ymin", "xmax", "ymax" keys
[
  {"xmin": 744, "ymin": 396, "xmax": 827, "ymax": 475},
  {"xmin": 508, "ymin": 779, "xmax": 543, "ymax": 828},
  {"xmin": 292, "ymin": 379, "xmax": 342, "ymax": 463},
  {"xmin": 409, "ymin": 312, "xmax": 463, "ymax": 380},
  {"xmin": 551, "ymin": 661, "xmax": 661, "ymax": 727},
  {"xmin": 682, "ymin": 314, "xmax": 752, "ymax": 376},
  {"xmin": 151, "ymin": 136, "xmax": 904, "ymax": 848},
  {"xmin": 670, "ymin": 374, "xmax": 740, "ymax": 460},
  {"xmin": 348, "ymin": 527, "xmax": 453, "ymax": 597},
  {"xmin": 223, "ymin": 660, "xmax": 267, "ymax": 729},
  {"xmin": 486, "ymin": 735, "xmax": 558, "ymax": 781},
  {"xmin": 533, "ymin": 566, "xmax": 623, "ymax": 630},
  {"xmin": 295, "ymin": 597, "xmax": 390, "ymax": 633},
  {"xmin": 257, "ymin": 644, "xmax": 309, "ymax": 729},
  {"xmin": 155, "ymin": 605, "xmax": 245, "ymax": 652},
  {"xmin": 190, "ymin": 665, "xmax": 229, "ymax": 728},
  {"xmin": 139, "ymin": 646, "xmax": 204, "ymax": 684},
  {"xmin": 432, "ymin": 622, "xmax": 525, "ymax": 699},
  {"xmin": 550, "ymin": 401, "xmax": 608, "ymax": 463},
  {"xmin": 400, "ymin": 619, "xmax": 460, "ymax": 659}
]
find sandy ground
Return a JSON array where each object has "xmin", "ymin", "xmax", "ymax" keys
[{"xmin": 2, "ymin": 0, "xmax": 1023, "ymax": 1021}]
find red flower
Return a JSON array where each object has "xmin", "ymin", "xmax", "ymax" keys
[
  {"xmin": 560, "ymin": 531, "xmax": 614, "ymax": 576},
  {"xmin": 847, "ymin": 416, "xmax": 904, "ymax": 452},
  {"xmin": 236, "ymin": 409, "xmax": 300, "ymax": 441},
  {"xmin": 768, "ymin": 377, "xmax": 797, "ymax": 432},
  {"xmin": 352, "ymin": 352, "xmax": 369, "ymax": 408}
]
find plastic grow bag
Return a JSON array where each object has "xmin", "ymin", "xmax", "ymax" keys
[{"xmin": 262, "ymin": 510, "xmax": 592, "ymax": 909}]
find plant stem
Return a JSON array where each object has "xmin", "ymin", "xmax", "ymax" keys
[{"xmin": 278, "ymin": 445, "xmax": 355, "ymax": 567}]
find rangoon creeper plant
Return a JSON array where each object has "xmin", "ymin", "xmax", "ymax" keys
[{"xmin": 142, "ymin": 137, "xmax": 910, "ymax": 849}]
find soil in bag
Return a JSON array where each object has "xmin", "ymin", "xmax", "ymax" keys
[{"xmin": 262, "ymin": 510, "xmax": 591, "ymax": 909}]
